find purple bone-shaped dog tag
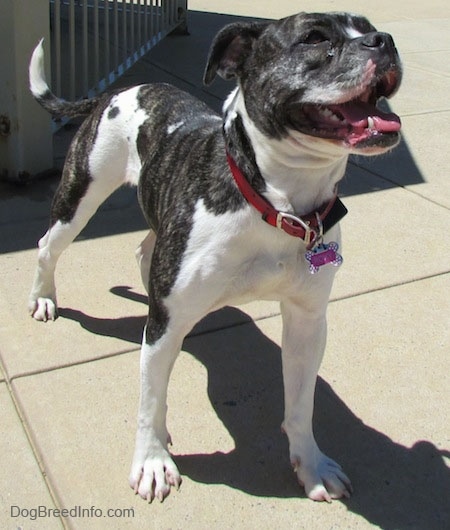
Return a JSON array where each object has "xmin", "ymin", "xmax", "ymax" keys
[{"xmin": 305, "ymin": 241, "xmax": 343, "ymax": 274}]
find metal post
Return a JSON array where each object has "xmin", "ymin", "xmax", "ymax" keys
[
  {"xmin": 54, "ymin": 0, "xmax": 62, "ymax": 97},
  {"xmin": 104, "ymin": 0, "xmax": 110, "ymax": 84},
  {"xmin": 94, "ymin": 0, "xmax": 100, "ymax": 93},
  {"xmin": 0, "ymin": 0, "xmax": 52, "ymax": 181},
  {"xmin": 83, "ymin": 0, "xmax": 89, "ymax": 95},
  {"xmin": 69, "ymin": 0, "xmax": 76, "ymax": 100},
  {"xmin": 122, "ymin": 0, "xmax": 127, "ymax": 66}
]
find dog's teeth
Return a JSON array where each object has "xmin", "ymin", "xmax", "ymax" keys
[
  {"xmin": 319, "ymin": 108, "xmax": 341, "ymax": 122},
  {"xmin": 367, "ymin": 116, "xmax": 375, "ymax": 130},
  {"xmin": 321, "ymin": 108, "xmax": 333, "ymax": 117}
]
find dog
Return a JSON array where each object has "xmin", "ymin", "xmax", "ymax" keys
[{"xmin": 28, "ymin": 11, "xmax": 402, "ymax": 503}]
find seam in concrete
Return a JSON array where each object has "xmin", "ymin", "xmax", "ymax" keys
[
  {"xmin": 0, "ymin": 356, "xmax": 67, "ymax": 530},
  {"xmin": 6, "ymin": 271, "xmax": 449, "ymax": 383},
  {"xmin": 8, "ymin": 346, "xmax": 141, "ymax": 383},
  {"xmin": 1, "ymin": 270, "xmax": 447, "ymax": 530},
  {"xmin": 330, "ymin": 270, "xmax": 450, "ymax": 304}
]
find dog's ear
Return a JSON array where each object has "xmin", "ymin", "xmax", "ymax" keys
[{"xmin": 203, "ymin": 21, "xmax": 268, "ymax": 85}]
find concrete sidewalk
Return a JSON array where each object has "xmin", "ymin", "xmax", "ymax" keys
[{"xmin": 1, "ymin": 1, "xmax": 449, "ymax": 528}]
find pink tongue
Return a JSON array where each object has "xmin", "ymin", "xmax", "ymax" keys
[{"xmin": 331, "ymin": 101, "xmax": 401, "ymax": 132}]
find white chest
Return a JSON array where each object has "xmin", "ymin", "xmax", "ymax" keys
[{"xmin": 174, "ymin": 200, "xmax": 340, "ymax": 310}]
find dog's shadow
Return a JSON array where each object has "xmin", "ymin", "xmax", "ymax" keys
[{"xmin": 60, "ymin": 287, "xmax": 450, "ymax": 529}]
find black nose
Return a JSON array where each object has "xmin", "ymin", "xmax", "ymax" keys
[{"xmin": 360, "ymin": 32, "xmax": 394, "ymax": 50}]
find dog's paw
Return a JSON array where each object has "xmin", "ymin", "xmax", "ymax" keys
[
  {"xmin": 293, "ymin": 453, "xmax": 352, "ymax": 502},
  {"xmin": 129, "ymin": 448, "xmax": 181, "ymax": 503},
  {"xmin": 29, "ymin": 297, "xmax": 58, "ymax": 322}
]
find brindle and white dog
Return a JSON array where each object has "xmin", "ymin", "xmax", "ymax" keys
[{"xmin": 28, "ymin": 11, "xmax": 402, "ymax": 502}]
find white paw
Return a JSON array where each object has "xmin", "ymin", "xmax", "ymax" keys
[
  {"xmin": 29, "ymin": 297, "xmax": 58, "ymax": 322},
  {"xmin": 293, "ymin": 453, "xmax": 352, "ymax": 502},
  {"xmin": 129, "ymin": 447, "xmax": 181, "ymax": 503}
]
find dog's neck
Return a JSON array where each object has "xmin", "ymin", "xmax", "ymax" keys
[{"xmin": 223, "ymin": 88, "xmax": 349, "ymax": 216}]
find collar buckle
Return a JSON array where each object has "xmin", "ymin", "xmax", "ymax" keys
[
  {"xmin": 276, "ymin": 211, "xmax": 317, "ymax": 246},
  {"xmin": 226, "ymin": 152, "xmax": 347, "ymax": 246}
]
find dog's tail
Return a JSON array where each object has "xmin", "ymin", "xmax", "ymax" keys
[{"xmin": 29, "ymin": 39, "xmax": 101, "ymax": 119}]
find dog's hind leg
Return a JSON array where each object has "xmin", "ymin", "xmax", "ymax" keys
[
  {"xmin": 29, "ymin": 103, "xmax": 136, "ymax": 321},
  {"xmin": 29, "ymin": 171, "xmax": 124, "ymax": 321}
]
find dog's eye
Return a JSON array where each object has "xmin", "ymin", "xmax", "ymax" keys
[{"xmin": 303, "ymin": 31, "xmax": 328, "ymax": 45}]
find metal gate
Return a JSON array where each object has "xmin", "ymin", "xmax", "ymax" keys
[{"xmin": 50, "ymin": 0, "xmax": 188, "ymax": 101}]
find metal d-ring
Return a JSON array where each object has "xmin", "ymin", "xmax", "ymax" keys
[
  {"xmin": 314, "ymin": 212, "xmax": 324, "ymax": 246},
  {"xmin": 276, "ymin": 211, "xmax": 316, "ymax": 245}
]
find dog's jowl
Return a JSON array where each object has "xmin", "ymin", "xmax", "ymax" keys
[{"xmin": 28, "ymin": 12, "xmax": 401, "ymax": 502}]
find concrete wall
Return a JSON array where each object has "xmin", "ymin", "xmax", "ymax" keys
[{"xmin": 0, "ymin": 0, "xmax": 52, "ymax": 182}]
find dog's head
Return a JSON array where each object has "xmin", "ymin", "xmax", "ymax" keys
[{"xmin": 204, "ymin": 12, "xmax": 402, "ymax": 154}]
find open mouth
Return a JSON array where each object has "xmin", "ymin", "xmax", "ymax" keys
[{"xmin": 290, "ymin": 69, "xmax": 402, "ymax": 148}]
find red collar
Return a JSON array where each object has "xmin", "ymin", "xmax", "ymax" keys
[{"xmin": 226, "ymin": 153, "xmax": 347, "ymax": 248}]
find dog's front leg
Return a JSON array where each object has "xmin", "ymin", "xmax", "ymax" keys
[
  {"xmin": 280, "ymin": 298, "xmax": 352, "ymax": 502},
  {"xmin": 129, "ymin": 324, "xmax": 182, "ymax": 502}
]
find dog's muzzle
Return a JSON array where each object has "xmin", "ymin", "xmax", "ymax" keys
[{"xmin": 287, "ymin": 32, "xmax": 402, "ymax": 150}]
